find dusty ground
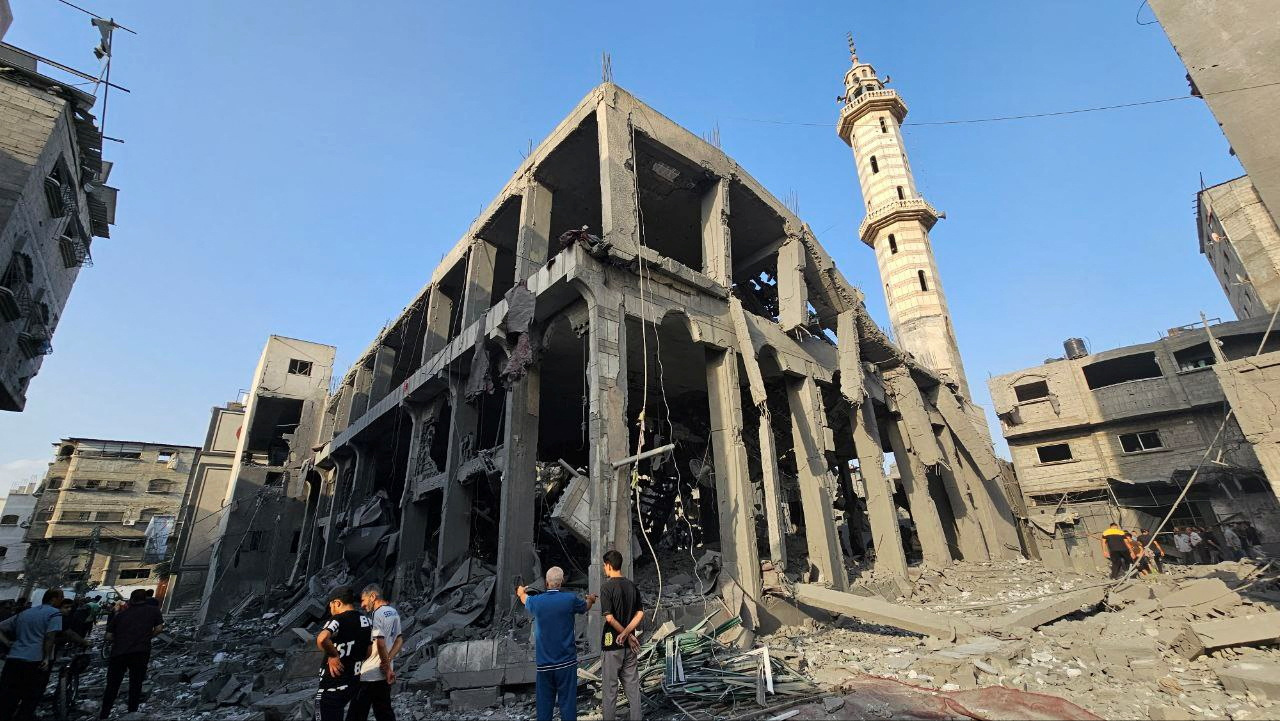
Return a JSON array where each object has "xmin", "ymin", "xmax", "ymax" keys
[{"xmin": 65, "ymin": 557, "xmax": 1280, "ymax": 721}]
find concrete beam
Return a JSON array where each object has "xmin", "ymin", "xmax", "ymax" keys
[
  {"xmin": 851, "ymin": 399, "xmax": 909, "ymax": 578},
  {"xmin": 700, "ymin": 177, "xmax": 731, "ymax": 286},
  {"xmin": 777, "ymin": 238, "xmax": 808, "ymax": 332},
  {"xmin": 795, "ymin": 583, "xmax": 972, "ymax": 640},
  {"xmin": 785, "ymin": 375, "xmax": 847, "ymax": 589},
  {"xmin": 978, "ymin": 586, "xmax": 1106, "ymax": 631},
  {"xmin": 596, "ymin": 92, "xmax": 638, "ymax": 256},
  {"xmin": 837, "ymin": 310, "xmax": 865, "ymax": 406},
  {"xmin": 933, "ymin": 389, "xmax": 1020, "ymax": 559},
  {"xmin": 706, "ymin": 347, "xmax": 763, "ymax": 630}
]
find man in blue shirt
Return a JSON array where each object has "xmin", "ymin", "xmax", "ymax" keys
[
  {"xmin": 517, "ymin": 567, "xmax": 596, "ymax": 721},
  {"xmin": 0, "ymin": 588, "xmax": 65, "ymax": 721}
]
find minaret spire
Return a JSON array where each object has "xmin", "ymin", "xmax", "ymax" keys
[{"xmin": 836, "ymin": 40, "xmax": 972, "ymax": 397}]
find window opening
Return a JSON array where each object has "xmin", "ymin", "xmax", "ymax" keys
[
  {"xmin": 897, "ymin": 186, "xmax": 905, "ymax": 200},
  {"xmin": 1082, "ymin": 352, "xmax": 1162, "ymax": 389},
  {"xmin": 1014, "ymin": 380, "xmax": 1050, "ymax": 402},
  {"xmin": 1119, "ymin": 430, "xmax": 1164, "ymax": 453},
  {"xmin": 117, "ymin": 568, "xmax": 151, "ymax": 580},
  {"xmin": 879, "ymin": 117, "xmax": 888, "ymax": 133},
  {"xmin": 870, "ymin": 156, "xmax": 879, "ymax": 174},
  {"xmin": 917, "ymin": 270, "xmax": 928, "ymax": 291},
  {"xmin": 1036, "ymin": 443, "xmax": 1073, "ymax": 463},
  {"xmin": 887, "ymin": 234, "xmax": 898, "ymax": 254},
  {"xmin": 287, "ymin": 359, "xmax": 313, "ymax": 376}
]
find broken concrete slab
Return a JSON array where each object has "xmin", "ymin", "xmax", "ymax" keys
[
  {"xmin": 438, "ymin": 638, "xmax": 537, "ymax": 689},
  {"xmin": 450, "ymin": 686, "xmax": 500, "ymax": 711},
  {"xmin": 1159, "ymin": 578, "xmax": 1240, "ymax": 612},
  {"xmin": 980, "ymin": 586, "xmax": 1106, "ymax": 631},
  {"xmin": 1108, "ymin": 581, "xmax": 1154, "ymax": 605},
  {"xmin": 253, "ymin": 688, "xmax": 316, "ymax": 721},
  {"xmin": 794, "ymin": 583, "xmax": 973, "ymax": 640},
  {"xmin": 1217, "ymin": 660, "xmax": 1280, "ymax": 700},
  {"xmin": 1178, "ymin": 611, "xmax": 1280, "ymax": 659},
  {"xmin": 275, "ymin": 596, "xmax": 326, "ymax": 631}
]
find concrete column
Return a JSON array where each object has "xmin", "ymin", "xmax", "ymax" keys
[
  {"xmin": 728, "ymin": 298, "xmax": 787, "ymax": 566},
  {"xmin": 585, "ymin": 292, "xmax": 629, "ymax": 650},
  {"xmin": 851, "ymin": 400, "xmax": 909, "ymax": 578},
  {"xmin": 935, "ymin": 428, "xmax": 990, "ymax": 562},
  {"xmin": 422, "ymin": 284, "xmax": 455, "ymax": 362},
  {"xmin": 932, "ymin": 389, "xmax": 1022, "ymax": 559},
  {"xmin": 700, "ymin": 177, "xmax": 731, "ymax": 285},
  {"xmin": 321, "ymin": 452, "xmax": 356, "ymax": 567},
  {"xmin": 436, "ymin": 379, "xmax": 476, "ymax": 578},
  {"xmin": 596, "ymin": 95, "xmax": 638, "ymax": 256},
  {"xmin": 886, "ymin": 420, "xmax": 951, "ymax": 567},
  {"xmin": 777, "ymin": 238, "xmax": 808, "ymax": 331},
  {"xmin": 495, "ymin": 340, "xmax": 541, "ymax": 615},
  {"xmin": 784, "ymin": 376, "xmax": 847, "ymax": 590},
  {"xmin": 369, "ymin": 344, "xmax": 397, "ymax": 406},
  {"xmin": 349, "ymin": 366, "xmax": 374, "ymax": 422},
  {"xmin": 462, "ymin": 241, "xmax": 498, "ymax": 327},
  {"xmin": 516, "ymin": 180, "xmax": 553, "ymax": 281},
  {"xmin": 706, "ymin": 347, "xmax": 764, "ymax": 631},
  {"xmin": 396, "ymin": 401, "xmax": 430, "ymax": 592}
]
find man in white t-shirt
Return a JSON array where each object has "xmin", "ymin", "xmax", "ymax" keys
[{"xmin": 349, "ymin": 584, "xmax": 402, "ymax": 721}]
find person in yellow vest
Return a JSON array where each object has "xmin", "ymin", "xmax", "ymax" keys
[{"xmin": 1101, "ymin": 523, "xmax": 1132, "ymax": 579}]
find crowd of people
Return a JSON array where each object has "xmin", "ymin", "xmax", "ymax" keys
[
  {"xmin": 0, "ymin": 587, "xmax": 165, "ymax": 721},
  {"xmin": 1101, "ymin": 520, "xmax": 1267, "ymax": 580}
]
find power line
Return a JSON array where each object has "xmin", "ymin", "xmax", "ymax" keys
[
  {"xmin": 51, "ymin": 0, "xmax": 137, "ymax": 33},
  {"xmin": 728, "ymin": 80, "xmax": 1280, "ymax": 130}
]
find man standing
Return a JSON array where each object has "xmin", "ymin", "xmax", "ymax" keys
[
  {"xmin": 1223, "ymin": 524, "xmax": 1245, "ymax": 561},
  {"xmin": 1137, "ymin": 528, "xmax": 1166, "ymax": 573},
  {"xmin": 518, "ymin": 567, "xmax": 597, "ymax": 721},
  {"xmin": 99, "ymin": 589, "xmax": 164, "ymax": 719},
  {"xmin": 1173, "ymin": 528, "xmax": 1192, "ymax": 565},
  {"xmin": 599, "ymin": 551, "xmax": 644, "ymax": 721},
  {"xmin": 0, "ymin": 588, "xmax": 65, "ymax": 721},
  {"xmin": 1189, "ymin": 527, "xmax": 1206, "ymax": 564},
  {"xmin": 350, "ymin": 584, "xmax": 402, "ymax": 721},
  {"xmin": 1101, "ymin": 523, "xmax": 1132, "ymax": 579},
  {"xmin": 314, "ymin": 586, "xmax": 373, "ymax": 721}
]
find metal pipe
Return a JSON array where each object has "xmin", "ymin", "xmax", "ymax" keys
[{"xmin": 610, "ymin": 443, "xmax": 676, "ymax": 470}]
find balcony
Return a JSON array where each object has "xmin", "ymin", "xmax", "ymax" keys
[
  {"xmin": 58, "ymin": 233, "xmax": 93, "ymax": 269},
  {"xmin": 0, "ymin": 273, "xmax": 31, "ymax": 322},
  {"xmin": 17, "ymin": 319, "xmax": 53, "ymax": 358},
  {"xmin": 838, "ymin": 89, "xmax": 908, "ymax": 141},
  {"xmin": 858, "ymin": 198, "xmax": 942, "ymax": 246}
]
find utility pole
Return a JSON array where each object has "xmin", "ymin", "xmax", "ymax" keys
[{"xmin": 76, "ymin": 525, "xmax": 103, "ymax": 597}]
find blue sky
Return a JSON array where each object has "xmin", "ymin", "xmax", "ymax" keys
[{"xmin": 0, "ymin": 1, "xmax": 1244, "ymax": 492}]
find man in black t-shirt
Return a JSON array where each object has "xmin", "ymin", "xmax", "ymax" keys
[
  {"xmin": 314, "ymin": 586, "xmax": 373, "ymax": 721},
  {"xmin": 599, "ymin": 550, "xmax": 644, "ymax": 720},
  {"xmin": 100, "ymin": 589, "xmax": 163, "ymax": 719}
]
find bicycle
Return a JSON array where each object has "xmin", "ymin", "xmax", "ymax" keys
[{"xmin": 49, "ymin": 648, "xmax": 93, "ymax": 721}]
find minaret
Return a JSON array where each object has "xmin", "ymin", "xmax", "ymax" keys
[{"xmin": 836, "ymin": 34, "xmax": 971, "ymax": 398}]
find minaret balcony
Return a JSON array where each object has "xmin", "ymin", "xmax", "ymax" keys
[
  {"xmin": 838, "ymin": 90, "xmax": 908, "ymax": 141},
  {"xmin": 858, "ymin": 198, "xmax": 941, "ymax": 246}
]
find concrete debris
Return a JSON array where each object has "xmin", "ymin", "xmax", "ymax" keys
[
  {"xmin": 980, "ymin": 586, "xmax": 1107, "ymax": 630},
  {"xmin": 1217, "ymin": 660, "xmax": 1280, "ymax": 700},
  {"xmin": 794, "ymin": 583, "xmax": 973, "ymax": 639}
]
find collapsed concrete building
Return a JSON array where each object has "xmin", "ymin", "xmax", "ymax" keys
[{"xmin": 193, "ymin": 50, "xmax": 1023, "ymax": 648}]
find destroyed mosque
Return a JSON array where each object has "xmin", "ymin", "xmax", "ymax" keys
[{"xmin": 174, "ymin": 64, "xmax": 1027, "ymax": 646}]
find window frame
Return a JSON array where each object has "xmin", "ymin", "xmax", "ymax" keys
[
  {"xmin": 287, "ymin": 358, "xmax": 314, "ymax": 377},
  {"xmin": 1014, "ymin": 380, "xmax": 1051, "ymax": 402},
  {"xmin": 1119, "ymin": 430, "xmax": 1165, "ymax": 454},
  {"xmin": 1035, "ymin": 443, "xmax": 1074, "ymax": 464}
]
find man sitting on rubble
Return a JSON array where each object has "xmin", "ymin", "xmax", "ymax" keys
[
  {"xmin": 100, "ymin": 588, "xmax": 163, "ymax": 719},
  {"xmin": 1101, "ymin": 523, "xmax": 1132, "ymax": 579},
  {"xmin": 517, "ymin": 566, "xmax": 597, "ymax": 721},
  {"xmin": 600, "ymin": 550, "xmax": 644, "ymax": 721},
  {"xmin": 349, "ymin": 584, "xmax": 402, "ymax": 721},
  {"xmin": 314, "ymin": 586, "xmax": 373, "ymax": 721}
]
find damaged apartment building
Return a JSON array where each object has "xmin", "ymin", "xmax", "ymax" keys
[
  {"xmin": 989, "ymin": 319, "xmax": 1280, "ymax": 573},
  {"xmin": 194, "ymin": 44, "xmax": 1024, "ymax": 646}
]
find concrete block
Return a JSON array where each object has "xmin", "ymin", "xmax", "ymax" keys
[
  {"xmin": 1148, "ymin": 704, "xmax": 1197, "ymax": 720},
  {"xmin": 1128, "ymin": 658, "xmax": 1166, "ymax": 681},
  {"xmin": 794, "ymin": 583, "xmax": 973, "ymax": 639},
  {"xmin": 1096, "ymin": 636, "xmax": 1158, "ymax": 665},
  {"xmin": 279, "ymin": 648, "xmax": 323, "ymax": 683},
  {"xmin": 1159, "ymin": 578, "xmax": 1239, "ymax": 611},
  {"xmin": 1109, "ymin": 581, "xmax": 1154, "ymax": 604},
  {"xmin": 450, "ymin": 687, "xmax": 500, "ymax": 711},
  {"xmin": 1217, "ymin": 661, "xmax": 1280, "ymax": 700},
  {"xmin": 1190, "ymin": 611, "xmax": 1280, "ymax": 652},
  {"xmin": 253, "ymin": 688, "xmax": 316, "ymax": 721},
  {"xmin": 982, "ymin": 587, "xmax": 1106, "ymax": 631}
]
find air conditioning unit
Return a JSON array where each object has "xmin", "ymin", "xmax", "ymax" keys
[{"xmin": 122, "ymin": 519, "xmax": 136, "ymax": 526}]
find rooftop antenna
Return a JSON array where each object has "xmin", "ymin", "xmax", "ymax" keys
[
  {"xmin": 703, "ymin": 122, "xmax": 721, "ymax": 149},
  {"xmin": 601, "ymin": 52, "xmax": 613, "ymax": 84}
]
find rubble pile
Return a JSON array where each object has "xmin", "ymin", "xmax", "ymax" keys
[{"xmin": 765, "ymin": 559, "xmax": 1280, "ymax": 720}]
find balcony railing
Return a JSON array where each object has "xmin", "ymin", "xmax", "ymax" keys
[
  {"xmin": 58, "ymin": 233, "xmax": 93, "ymax": 268},
  {"xmin": 0, "ymin": 268, "xmax": 32, "ymax": 322},
  {"xmin": 17, "ymin": 318, "xmax": 53, "ymax": 358},
  {"xmin": 858, "ymin": 198, "xmax": 942, "ymax": 244}
]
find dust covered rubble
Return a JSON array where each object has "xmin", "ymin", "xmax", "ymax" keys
[{"xmin": 764, "ymin": 559, "xmax": 1280, "ymax": 721}]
